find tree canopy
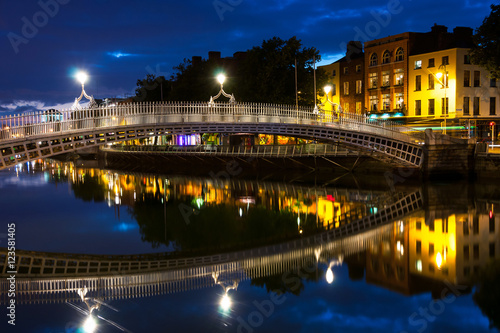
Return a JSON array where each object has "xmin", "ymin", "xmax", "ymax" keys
[
  {"xmin": 134, "ymin": 36, "xmax": 327, "ymax": 106},
  {"xmin": 470, "ymin": 4, "xmax": 500, "ymax": 79}
]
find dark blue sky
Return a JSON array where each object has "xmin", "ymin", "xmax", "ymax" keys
[{"xmin": 0, "ymin": 0, "xmax": 493, "ymax": 113}]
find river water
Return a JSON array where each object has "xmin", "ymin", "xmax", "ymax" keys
[{"xmin": 0, "ymin": 159, "xmax": 498, "ymax": 333}]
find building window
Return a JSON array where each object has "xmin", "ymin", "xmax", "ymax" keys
[
  {"xmin": 395, "ymin": 93, "xmax": 404, "ymax": 109},
  {"xmin": 331, "ymin": 84, "xmax": 336, "ymax": 96},
  {"xmin": 442, "ymin": 97, "xmax": 449, "ymax": 115},
  {"xmin": 491, "ymin": 78, "xmax": 497, "ymax": 87},
  {"xmin": 395, "ymin": 47, "xmax": 404, "ymax": 62},
  {"xmin": 428, "ymin": 74, "xmax": 435, "ymax": 90},
  {"xmin": 332, "ymin": 69, "xmax": 336, "ymax": 77},
  {"xmin": 414, "ymin": 60, "xmax": 422, "ymax": 69},
  {"xmin": 344, "ymin": 67, "xmax": 349, "ymax": 75},
  {"xmin": 369, "ymin": 72, "xmax": 378, "ymax": 89},
  {"xmin": 428, "ymin": 58, "xmax": 435, "ymax": 67},
  {"xmin": 474, "ymin": 71, "xmax": 481, "ymax": 87},
  {"xmin": 442, "ymin": 56, "xmax": 449, "ymax": 65},
  {"xmin": 429, "ymin": 243, "xmax": 435, "ymax": 256},
  {"xmin": 356, "ymin": 80, "xmax": 362, "ymax": 94},
  {"xmin": 382, "ymin": 50, "xmax": 391, "ymax": 64},
  {"xmin": 463, "ymin": 220, "xmax": 469, "ymax": 235},
  {"xmin": 490, "ymin": 97, "xmax": 496, "ymax": 115},
  {"xmin": 356, "ymin": 64, "xmax": 361, "ymax": 73},
  {"xmin": 428, "ymin": 99, "xmax": 435, "ymax": 115},
  {"xmin": 429, "ymin": 221, "xmax": 434, "ymax": 231},
  {"xmin": 344, "ymin": 102, "xmax": 349, "ymax": 113},
  {"xmin": 370, "ymin": 95, "xmax": 378, "ymax": 112},
  {"xmin": 370, "ymin": 53, "xmax": 378, "ymax": 66},
  {"xmin": 344, "ymin": 81, "xmax": 349, "ymax": 95},
  {"xmin": 394, "ymin": 68, "xmax": 404, "ymax": 85},
  {"xmin": 464, "ymin": 245, "xmax": 470, "ymax": 260},
  {"xmin": 473, "ymin": 217, "xmax": 479, "ymax": 234},
  {"xmin": 464, "ymin": 54, "xmax": 471, "ymax": 64},
  {"xmin": 416, "ymin": 240, "xmax": 422, "ymax": 254},
  {"xmin": 464, "ymin": 70, "xmax": 471, "ymax": 87},
  {"xmin": 415, "ymin": 100, "xmax": 421, "ymax": 116},
  {"xmin": 382, "ymin": 94, "xmax": 390, "ymax": 110},
  {"xmin": 464, "ymin": 97, "xmax": 470, "ymax": 115},
  {"xmin": 474, "ymin": 97, "xmax": 480, "ymax": 115},
  {"xmin": 415, "ymin": 75, "xmax": 421, "ymax": 91},
  {"xmin": 416, "ymin": 221, "xmax": 421, "ymax": 230},
  {"xmin": 473, "ymin": 243, "xmax": 479, "ymax": 260},
  {"xmin": 356, "ymin": 101, "xmax": 362, "ymax": 114},
  {"xmin": 382, "ymin": 71, "xmax": 390, "ymax": 87}
]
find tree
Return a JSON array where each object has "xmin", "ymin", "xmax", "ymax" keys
[
  {"xmin": 134, "ymin": 74, "xmax": 170, "ymax": 102},
  {"xmin": 234, "ymin": 36, "xmax": 328, "ymax": 106},
  {"xmin": 470, "ymin": 4, "xmax": 500, "ymax": 79}
]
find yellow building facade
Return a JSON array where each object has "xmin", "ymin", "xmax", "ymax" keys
[{"xmin": 409, "ymin": 48, "xmax": 500, "ymax": 134}]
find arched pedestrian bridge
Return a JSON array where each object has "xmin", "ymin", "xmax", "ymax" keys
[{"xmin": 0, "ymin": 102, "xmax": 424, "ymax": 170}]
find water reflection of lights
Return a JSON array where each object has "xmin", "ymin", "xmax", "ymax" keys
[
  {"xmin": 213, "ymin": 272, "xmax": 239, "ymax": 314},
  {"xmin": 83, "ymin": 316, "xmax": 97, "ymax": 333},
  {"xmin": 314, "ymin": 247, "xmax": 343, "ymax": 284}
]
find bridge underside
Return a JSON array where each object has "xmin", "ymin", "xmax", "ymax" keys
[{"xmin": 0, "ymin": 122, "xmax": 423, "ymax": 169}]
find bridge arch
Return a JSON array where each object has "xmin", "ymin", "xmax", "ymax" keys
[{"xmin": 0, "ymin": 102, "xmax": 424, "ymax": 169}]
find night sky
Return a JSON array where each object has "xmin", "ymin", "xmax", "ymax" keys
[{"xmin": 0, "ymin": 0, "xmax": 493, "ymax": 114}]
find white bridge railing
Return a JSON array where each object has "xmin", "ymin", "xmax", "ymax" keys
[{"xmin": 0, "ymin": 101, "xmax": 422, "ymax": 144}]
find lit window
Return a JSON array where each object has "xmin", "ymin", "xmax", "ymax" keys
[
  {"xmin": 414, "ymin": 60, "xmax": 422, "ymax": 69},
  {"xmin": 416, "ymin": 259, "xmax": 422, "ymax": 272}
]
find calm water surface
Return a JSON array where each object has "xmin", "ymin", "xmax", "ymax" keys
[{"xmin": 0, "ymin": 160, "xmax": 499, "ymax": 333}]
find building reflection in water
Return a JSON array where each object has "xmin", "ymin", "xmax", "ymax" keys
[{"xmin": 3, "ymin": 160, "xmax": 500, "ymax": 330}]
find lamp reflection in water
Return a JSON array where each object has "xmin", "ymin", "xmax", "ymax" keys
[
  {"xmin": 314, "ymin": 247, "xmax": 344, "ymax": 284},
  {"xmin": 212, "ymin": 272, "xmax": 239, "ymax": 314},
  {"xmin": 65, "ymin": 285, "xmax": 131, "ymax": 332}
]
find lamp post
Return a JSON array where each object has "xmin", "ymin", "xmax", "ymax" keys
[
  {"xmin": 435, "ymin": 64, "xmax": 448, "ymax": 135},
  {"xmin": 73, "ymin": 71, "xmax": 96, "ymax": 110},
  {"xmin": 209, "ymin": 73, "xmax": 235, "ymax": 106},
  {"xmin": 320, "ymin": 85, "xmax": 341, "ymax": 122}
]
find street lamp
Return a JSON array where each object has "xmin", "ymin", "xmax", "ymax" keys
[
  {"xmin": 435, "ymin": 64, "xmax": 448, "ymax": 134},
  {"xmin": 73, "ymin": 70, "xmax": 96, "ymax": 110},
  {"xmin": 319, "ymin": 85, "xmax": 341, "ymax": 121},
  {"xmin": 209, "ymin": 73, "xmax": 235, "ymax": 106}
]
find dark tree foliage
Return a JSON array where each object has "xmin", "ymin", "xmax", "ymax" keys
[
  {"xmin": 134, "ymin": 74, "xmax": 170, "ymax": 102},
  {"xmin": 134, "ymin": 37, "xmax": 328, "ymax": 106},
  {"xmin": 470, "ymin": 4, "xmax": 500, "ymax": 79},
  {"xmin": 473, "ymin": 259, "xmax": 500, "ymax": 330},
  {"xmin": 234, "ymin": 36, "xmax": 328, "ymax": 106}
]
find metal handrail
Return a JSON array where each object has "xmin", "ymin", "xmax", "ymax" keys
[{"xmin": 0, "ymin": 101, "xmax": 423, "ymax": 144}]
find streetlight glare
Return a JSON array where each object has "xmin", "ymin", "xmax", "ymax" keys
[
  {"xmin": 220, "ymin": 294, "xmax": 231, "ymax": 311},
  {"xmin": 76, "ymin": 71, "xmax": 88, "ymax": 85},
  {"xmin": 436, "ymin": 72, "xmax": 443, "ymax": 79},
  {"xmin": 326, "ymin": 267, "xmax": 334, "ymax": 284},
  {"xmin": 324, "ymin": 85, "xmax": 332, "ymax": 94},
  {"xmin": 217, "ymin": 74, "xmax": 226, "ymax": 85}
]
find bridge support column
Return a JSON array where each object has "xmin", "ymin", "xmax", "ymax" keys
[{"xmin": 423, "ymin": 129, "xmax": 476, "ymax": 179}]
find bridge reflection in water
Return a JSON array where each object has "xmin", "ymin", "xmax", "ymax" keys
[{"xmin": 0, "ymin": 189, "xmax": 423, "ymax": 307}]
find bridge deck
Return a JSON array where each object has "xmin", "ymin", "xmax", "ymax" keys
[{"xmin": 0, "ymin": 102, "xmax": 424, "ymax": 169}]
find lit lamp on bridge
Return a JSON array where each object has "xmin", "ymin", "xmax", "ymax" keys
[
  {"xmin": 319, "ymin": 85, "xmax": 341, "ymax": 120},
  {"xmin": 435, "ymin": 64, "xmax": 449, "ymax": 135},
  {"xmin": 73, "ymin": 70, "xmax": 96, "ymax": 110},
  {"xmin": 209, "ymin": 73, "xmax": 236, "ymax": 106}
]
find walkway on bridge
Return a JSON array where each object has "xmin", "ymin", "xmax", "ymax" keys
[{"xmin": 0, "ymin": 101, "xmax": 425, "ymax": 169}]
